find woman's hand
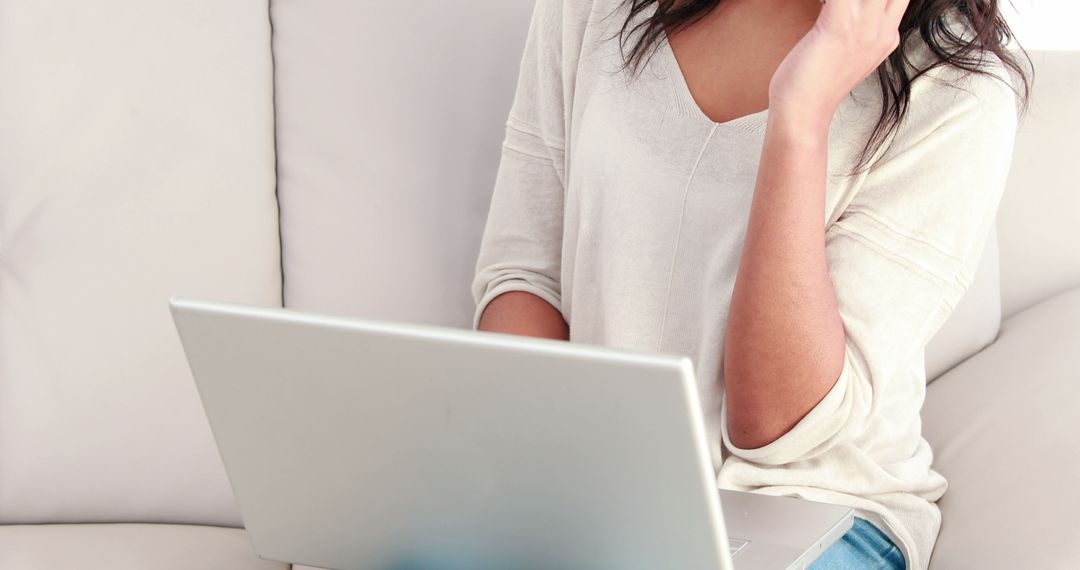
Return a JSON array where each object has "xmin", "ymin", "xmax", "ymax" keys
[{"xmin": 768, "ymin": 0, "xmax": 910, "ymax": 133}]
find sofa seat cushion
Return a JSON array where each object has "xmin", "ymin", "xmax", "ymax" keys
[
  {"xmin": 922, "ymin": 285, "xmax": 1080, "ymax": 569},
  {"xmin": 0, "ymin": 524, "xmax": 287, "ymax": 570}
]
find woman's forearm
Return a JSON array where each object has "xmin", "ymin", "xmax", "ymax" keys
[
  {"xmin": 477, "ymin": 291, "xmax": 570, "ymax": 340},
  {"xmin": 721, "ymin": 0, "xmax": 907, "ymax": 451},
  {"xmin": 722, "ymin": 112, "xmax": 847, "ymax": 450}
]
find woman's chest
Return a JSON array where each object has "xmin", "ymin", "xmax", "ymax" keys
[
  {"xmin": 563, "ymin": 32, "xmax": 880, "ymax": 251},
  {"xmin": 564, "ymin": 44, "xmax": 767, "ymax": 257}
]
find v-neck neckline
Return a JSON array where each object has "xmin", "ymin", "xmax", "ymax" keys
[{"xmin": 653, "ymin": 10, "xmax": 770, "ymax": 133}]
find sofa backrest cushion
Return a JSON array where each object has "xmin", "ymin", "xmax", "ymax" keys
[
  {"xmin": 272, "ymin": 0, "xmax": 536, "ymax": 326},
  {"xmin": 0, "ymin": 0, "xmax": 280, "ymax": 526},
  {"xmin": 996, "ymin": 50, "xmax": 1080, "ymax": 319},
  {"xmin": 925, "ymin": 50, "xmax": 1080, "ymax": 381}
]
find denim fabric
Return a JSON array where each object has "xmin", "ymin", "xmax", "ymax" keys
[{"xmin": 809, "ymin": 517, "xmax": 907, "ymax": 570}]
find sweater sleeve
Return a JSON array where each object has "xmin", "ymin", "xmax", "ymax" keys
[
  {"xmin": 471, "ymin": 0, "xmax": 569, "ymax": 330},
  {"xmin": 720, "ymin": 64, "xmax": 1020, "ymax": 466}
]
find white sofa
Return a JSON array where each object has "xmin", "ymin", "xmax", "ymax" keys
[{"xmin": 0, "ymin": 0, "xmax": 1076, "ymax": 568}]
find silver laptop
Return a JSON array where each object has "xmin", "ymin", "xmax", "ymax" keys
[{"xmin": 170, "ymin": 297, "xmax": 853, "ymax": 570}]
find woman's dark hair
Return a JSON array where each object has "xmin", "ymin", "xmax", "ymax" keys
[{"xmin": 611, "ymin": 0, "xmax": 1032, "ymax": 174}]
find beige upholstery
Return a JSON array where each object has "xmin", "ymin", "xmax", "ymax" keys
[
  {"xmin": 271, "ymin": 0, "xmax": 536, "ymax": 326},
  {"xmin": 924, "ymin": 286, "xmax": 1080, "ymax": 569},
  {"xmin": 922, "ymin": 50, "xmax": 1080, "ymax": 568},
  {"xmin": 0, "ymin": 0, "xmax": 279, "ymax": 528},
  {"xmin": 0, "ymin": 524, "xmax": 287, "ymax": 570},
  {"xmin": 997, "ymin": 51, "xmax": 1080, "ymax": 319}
]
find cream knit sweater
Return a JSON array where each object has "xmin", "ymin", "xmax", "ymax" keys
[{"xmin": 471, "ymin": 1, "xmax": 1019, "ymax": 568}]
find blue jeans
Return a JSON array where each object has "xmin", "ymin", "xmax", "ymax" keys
[{"xmin": 809, "ymin": 517, "xmax": 906, "ymax": 569}]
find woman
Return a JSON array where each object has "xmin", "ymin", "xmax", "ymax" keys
[{"xmin": 472, "ymin": 0, "xmax": 1029, "ymax": 567}]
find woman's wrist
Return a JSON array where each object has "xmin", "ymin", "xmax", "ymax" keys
[{"xmin": 765, "ymin": 103, "xmax": 833, "ymax": 147}]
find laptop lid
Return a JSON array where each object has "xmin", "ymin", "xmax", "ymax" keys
[{"xmin": 170, "ymin": 297, "xmax": 733, "ymax": 570}]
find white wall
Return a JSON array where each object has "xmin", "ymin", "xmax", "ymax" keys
[{"xmin": 1005, "ymin": 0, "xmax": 1080, "ymax": 50}]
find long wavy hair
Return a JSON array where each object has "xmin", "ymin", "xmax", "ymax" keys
[{"xmin": 611, "ymin": 0, "xmax": 1032, "ymax": 173}]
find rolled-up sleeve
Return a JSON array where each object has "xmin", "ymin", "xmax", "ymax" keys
[
  {"xmin": 720, "ymin": 65, "xmax": 1020, "ymax": 466},
  {"xmin": 471, "ymin": 0, "xmax": 569, "ymax": 330}
]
